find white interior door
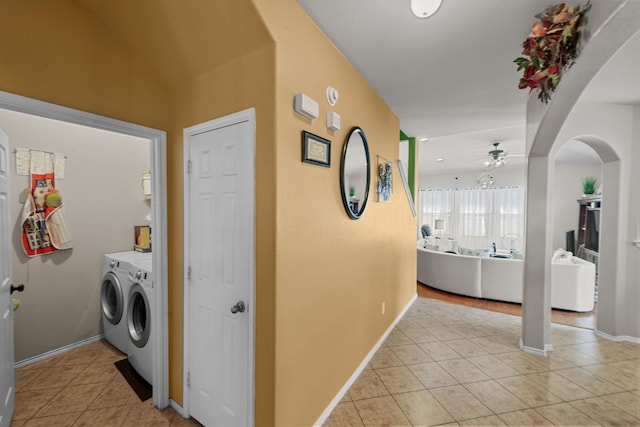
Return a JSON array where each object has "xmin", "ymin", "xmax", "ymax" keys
[
  {"xmin": 0, "ymin": 129, "xmax": 14, "ymax": 427},
  {"xmin": 185, "ymin": 109, "xmax": 254, "ymax": 427}
]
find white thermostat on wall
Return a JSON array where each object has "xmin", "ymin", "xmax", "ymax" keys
[
  {"xmin": 293, "ymin": 93, "xmax": 319, "ymax": 120},
  {"xmin": 326, "ymin": 86, "xmax": 339, "ymax": 106}
]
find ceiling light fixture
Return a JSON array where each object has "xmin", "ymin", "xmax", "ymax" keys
[
  {"xmin": 436, "ymin": 157, "xmax": 444, "ymax": 162},
  {"xmin": 483, "ymin": 142, "xmax": 507, "ymax": 169},
  {"xmin": 483, "ymin": 157, "xmax": 506, "ymax": 168},
  {"xmin": 411, "ymin": 0, "xmax": 443, "ymax": 18},
  {"xmin": 477, "ymin": 172, "xmax": 495, "ymax": 189}
]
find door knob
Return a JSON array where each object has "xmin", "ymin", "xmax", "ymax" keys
[
  {"xmin": 11, "ymin": 284, "xmax": 25, "ymax": 294},
  {"xmin": 230, "ymin": 301, "xmax": 246, "ymax": 314}
]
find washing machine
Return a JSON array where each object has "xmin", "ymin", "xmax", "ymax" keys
[
  {"xmin": 127, "ymin": 258, "xmax": 154, "ymax": 385},
  {"xmin": 101, "ymin": 251, "xmax": 138, "ymax": 353}
]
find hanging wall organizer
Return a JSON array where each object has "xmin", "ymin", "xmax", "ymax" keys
[{"xmin": 18, "ymin": 150, "xmax": 72, "ymax": 256}]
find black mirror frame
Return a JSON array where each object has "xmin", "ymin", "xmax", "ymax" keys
[{"xmin": 340, "ymin": 126, "xmax": 371, "ymax": 220}]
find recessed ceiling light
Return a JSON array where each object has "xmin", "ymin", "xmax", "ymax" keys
[
  {"xmin": 419, "ymin": 138, "xmax": 429, "ymax": 142},
  {"xmin": 436, "ymin": 157, "xmax": 444, "ymax": 162}
]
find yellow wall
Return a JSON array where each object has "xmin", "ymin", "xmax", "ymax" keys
[
  {"xmin": 255, "ymin": 1, "xmax": 417, "ymax": 425},
  {"xmin": 167, "ymin": 46, "xmax": 279, "ymax": 422},
  {"xmin": 0, "ymin": 1, "xmax": 417, "ymax": 425},
  {"xmin": 0, "ymin": 0, "xmax": 277, "ymax": 421},
  {"xmin": 0, "ymin": 0, "xmax": 170, "ymax": 128}
]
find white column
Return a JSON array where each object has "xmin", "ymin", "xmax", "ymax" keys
[{"xmin": 521, "ymin": 155, "xmax": 553, "ymax": 353}]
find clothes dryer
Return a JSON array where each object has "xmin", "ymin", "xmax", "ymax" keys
[
  {"xmin": 101, "ymin": 251, "xmax": 138, "ymax": 353},
  {"xmin": 127, "ymin": 259, "xmax": 153, "ymax": 385}
]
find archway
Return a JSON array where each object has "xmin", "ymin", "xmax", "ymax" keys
[
  {"xmin": 551, "ymin": 139, "xmax": 602, "ymax": 327},
  {"xmin": 521, "ymin": 2, "xmax": 640, "ymax": 352},
  {"xmin": 552, "ymin": 136, "xmax": 620, "ymax": 332}
]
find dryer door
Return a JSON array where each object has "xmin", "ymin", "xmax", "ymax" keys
[
  {"xmin": 127, "ymin": 283, "xmax": 150, "ymax": 348},
  {"xmin": 101, "ymin": 271, "xmax": 124, "ymax": 325}
]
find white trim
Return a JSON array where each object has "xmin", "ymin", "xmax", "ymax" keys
[
  {"xmin": 14, "ymin": 335, "xmax": 102, "ymax": 368},
  {"xmin": 182, "ymin": 128, "xmax": 190, "ymax": 418},
  {"xmin": 313, "ymin": 294, "xmax": 418, "ymax": 427},
  {"xmin": 0, "ymin": 91, "xmax": 169, "ymax": 409},
  {"xmin": 519, "ymin": 338, "xmax": 548, "ymax": 356},
  {"xmin": 594, "ymin": 329, "xmax": 640, "ymax": 344},
  {"xmin": 170, "ymin": 399, "xmax": 188, "ymax": 418},
  {"xmin": 183, "ymin": 108, "xmax": 256, "ymax": 426}
]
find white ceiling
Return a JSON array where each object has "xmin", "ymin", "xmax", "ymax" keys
[{"xmin": 297, "ymin": 0, "xmax": 640, "ymax": 175}]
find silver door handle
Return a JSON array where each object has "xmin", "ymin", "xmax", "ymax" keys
[{"xmin": 230, "ymin": 301, "xmax": 246, "ymax": 314}]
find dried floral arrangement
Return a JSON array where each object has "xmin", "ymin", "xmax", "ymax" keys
[{"xmin": 514, "ymin": 2, "xmax": 591, "ymax": 103}]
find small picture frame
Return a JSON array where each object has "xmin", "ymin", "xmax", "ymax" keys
[
  {"xmin": 302, "ymin": 131, "xmax": 331, "ymax": 167},
  {"xmin": 377, "ymin": 155, "xmax": 393, "ymax": 202}
]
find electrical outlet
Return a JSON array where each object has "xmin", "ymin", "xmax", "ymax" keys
[{"xmin": 381, "ymin": 302, "xmax": 386, "ymax": 315}]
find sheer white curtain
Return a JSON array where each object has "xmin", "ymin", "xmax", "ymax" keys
[
  {"xmin": 457, "ymin": 188, "xmax": 493, "ymax": 249},
  {"xmin": 419, "ymin": 186, "xmax": 524, "ymax": 251},
  {"xmin": 419, "ymin": 189, "xmax": 453, "ymax": 238}
]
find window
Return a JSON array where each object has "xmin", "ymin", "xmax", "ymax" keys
[{"xmin": 419, "ymin": 186, "xmax": 524, "ymax": 251}]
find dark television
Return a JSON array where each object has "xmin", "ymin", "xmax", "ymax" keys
[
  {"xmin": 566, "ymin": 230, "xmax": 575, "ymax": 253},
  {"xmin": 586, "ymin": 208, "xmax": 600, "ymax": 252}
]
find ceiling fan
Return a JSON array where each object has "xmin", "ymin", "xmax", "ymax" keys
[{"xmin": 483, "ymin": 142, "xmax": 507, "ymax": 168}]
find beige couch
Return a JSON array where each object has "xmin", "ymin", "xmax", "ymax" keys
[
  {"xmin": 417, "ymin": 245, "xmax": 596, "ymax": 311},
  {"xmin": 417, "ymin": 247, "xmax": 482, "ymax": 298},
  {"xmin": 550, "ymin": 256, "xmax": 596, "ymax": 312},
  {"xmin": 417, "ymin": 247, "xmax": 523, "ymax": 303},
  {"xmin": 480, "ymin": 256, "xmax": 524, "ymax": 303}
]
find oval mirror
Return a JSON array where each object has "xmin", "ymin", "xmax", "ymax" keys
[{"xmin": 340, "ymin": 127, "xmax": 371, "ymax": 219}]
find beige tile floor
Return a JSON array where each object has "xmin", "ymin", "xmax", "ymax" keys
[
  {"xmin": 324, "ymin": 298, "xmax": 640, "ymax": 427},
  {"xmin": 11, "ymin": 339, "xmax": 202, "ymax": 427}
]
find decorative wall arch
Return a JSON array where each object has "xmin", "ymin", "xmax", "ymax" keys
[
  {"xmin": 555, "ymin": 135, "xmax": 619, "ymax": 164},
  {"xmin": 527, "ymin": 2, "xmax": 640, "ymax": 159},
  {"xmin": 521, "ymin": 2, "xmax": 640, "ymax": 352}
]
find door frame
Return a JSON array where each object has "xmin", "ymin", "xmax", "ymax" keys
[
  {"xmin": 182, "ymin": 107, "xmax": 256, "ymax": 424},
  {"xmin": 0, "ymin": 128, "xmax": 15, "ymax": 427},
  {"xmin": 0, "ymin": 91, "xmax": 169, "ymax": 409}
]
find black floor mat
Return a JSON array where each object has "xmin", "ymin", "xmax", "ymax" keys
[{"xmin": 114, "ymin": 358, "xmax": 152, "ymax": 401}]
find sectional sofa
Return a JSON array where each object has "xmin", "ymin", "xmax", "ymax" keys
[
  {"xmin": 416, "ymin": 244, "xmax": 596, "ymax": 311},
  {"xmin": 417, "ymin": 247, "xmax": 523, "ymax": 303}
]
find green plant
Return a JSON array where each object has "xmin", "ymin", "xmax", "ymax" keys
[
  {"xmin": 583, "ymin": 176, "xmax": 597, "ymax": 194},
  {"xmin": 514, "ymin": 2, "xmax": 591, "ymax": 103},
  {"xmin": 349, "ymin": 186, "xmax": 355, "ymax": 197}
]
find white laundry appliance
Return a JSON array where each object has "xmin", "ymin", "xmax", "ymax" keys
[
  {"xmin": 127, "ymin": 258, "xmax": 153, "ymax": 385},
  {"xmin": 101, "ymin": 251, "xmax": 139, "ymax": 354}
]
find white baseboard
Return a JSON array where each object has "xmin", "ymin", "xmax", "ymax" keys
[
  {"xmin": 594, "ymin": 329, "xmax": 640, "ymax": 344},
  {"xmin": 14, "ymin": 335, "xmax": 103, "ymax": 368},
  {"xmin": 519, "ymin": 338, "xmax": 549, "ymax": 356},
  {"xmin": 314, "ymin": 294, "xmax": 418, "ymax": 427}
]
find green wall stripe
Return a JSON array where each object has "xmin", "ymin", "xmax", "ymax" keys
[
  {"xmin": 408, "ymin": 137, "xmax": 416, "ymax": 199},
  {"xmin": 399, "ymin": 129, "xmax": 417, "ymax": 201}
]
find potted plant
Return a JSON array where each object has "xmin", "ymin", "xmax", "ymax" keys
[
  {"xmin": 582, "ymin": 176, "xmax": 597, "ymax": 195},
  {"xmin": 349, "ymin": 186, "xmax": 355, "ymax": 198}
]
